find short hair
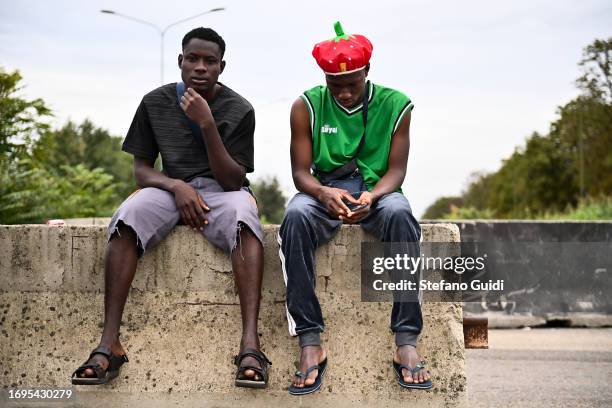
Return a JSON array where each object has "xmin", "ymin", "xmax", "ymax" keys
[{"xmin": 182, "ymin": 27, "xmax": 226, "ymax": 58}]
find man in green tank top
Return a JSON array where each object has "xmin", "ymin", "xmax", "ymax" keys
[{"xmin": 279, "ymin": 22, "xmax": 432, "ymax": 395}]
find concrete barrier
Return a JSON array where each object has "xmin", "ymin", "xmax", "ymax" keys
[
  {"xmin": 0, "ymin": 224, "xmax": 466, "ymax": 407},
  {"xmin": 424, "ymin": 220, "xmax": 612, "ymax": 328},
  {"xmin": 63, "ymin": 218, "xmax": 112, "ymax": 226}
]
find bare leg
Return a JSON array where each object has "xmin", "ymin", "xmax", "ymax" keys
[
  {"xmin": 232, "ymin": 226, "xmax": 264, "ymax": 380},
  {"xmin": 80, "ymin": 223, "xmax": 138, "ymax": 377}
]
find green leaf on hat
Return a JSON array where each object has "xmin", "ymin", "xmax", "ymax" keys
[{"xmin": 333, "ymin": 21, "xmax": 351, "ymax": 42}]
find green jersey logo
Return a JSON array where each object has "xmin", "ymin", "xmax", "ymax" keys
[{"xmin": 321, "ymin": 124, "xmax": 338, "ymax": 134}]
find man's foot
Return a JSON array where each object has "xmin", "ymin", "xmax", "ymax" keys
[
  {"xmin": 291, "ymin": 345, "xmax": 326, "ymax": 388},
  {"xmin": 236, "ymin": 338, "xmax": 263, "ymax": 381},
  {"xmin": 394, "ymin": 345, "xmax": 431, "ymax": 384},
  {"xmin": 234, "ymin": 339, "xmax": 271, "ymax": 389},
  {"xmin": 78, "ymin": 340, "xmax": 127, "ymax": 379}
]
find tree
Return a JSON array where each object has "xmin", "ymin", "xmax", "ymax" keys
[
  {"xmin": 0, "ymin": 163, "xmax": 118, "ymax": 223},
  {"xmin": 0, "ymin": 69, "xmax": 51, "ymax": 159},
  {"xmin": 422, "ymin": 196, "xmax": 464, "ymax": 219},
  {"xmin": 0, "ymin": 68, "xmax": 53, "ymax": 223},
  {"xmin": 33, "ymin": 120, "xmax": 135, "ymax": 198},
  {"xmin": 576, "ymin": 38, "xmax": 612, "ymax": 103},
  {"xmin": 31, "ymin": 164, "xmax": 118, "ymax": 219},
  {"xmin": 251, "ymin": 176, "xmax": 287, "ymax": 224},
  {"xmin": 424, "ymin": 38, "xmax": 611, "ymax": 219},
  {"xmin": 462, "ymin": 171, "xmax": 495, "ymax": 212},
  {"xmin": 0, "ymin": 68, "xmax": 125, "ymax": 224}
]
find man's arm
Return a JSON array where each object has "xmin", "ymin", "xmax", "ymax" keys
[
  {"xmin": 290, "ymin": 98, "xmax": 358, "ymax": 217},
  {"xmin": 345, "ymin": 111, "xmax": 412, "ymax": 223},
  {"xmin": 133, "ymin": 157, "xmax": 209, "ymax": 230},
  {"xmin": 180, "ymin": 88, "xmax": 246, "ymax": 191},
  {"xmin": 133, "ymin": 157, "xmax": 179, "ymax": 191},
  {"xmin": 370, "ymin": 110, "xmax": 411, "ymax": 201}
]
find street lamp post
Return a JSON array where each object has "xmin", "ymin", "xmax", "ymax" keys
[{"xmin": 101, "ymin": 8, "xmax": 225, "ymax": 85}]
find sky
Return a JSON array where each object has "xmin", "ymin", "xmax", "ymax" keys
[{"xmin": 1, "ymin": 0, "xmax": 611, "ymax": 217}]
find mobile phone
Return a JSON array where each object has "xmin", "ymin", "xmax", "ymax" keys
[
  {"xmin": 347, "ymin": 202, "xmax": 368, "ymax": 211},
  {"xmin": 344, "ymin": 191, "xmax": 368, "ymax": 211}
]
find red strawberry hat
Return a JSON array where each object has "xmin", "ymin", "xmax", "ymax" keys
[{"xmin": 312, "ymin": 21, "xmax": 373, "ymax": 75}]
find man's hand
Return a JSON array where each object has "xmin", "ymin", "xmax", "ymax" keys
[
  {"xmin": 179, "ymin": 87, "xmax": 215, "ymax": 129},
  {"xmin": 317, "ymin": 186, "xmax": 361, "ymax": 219},
  {"xmin": 340, "ymin": 191, "xmax": 373, "ymax": 224},
  {"xmin": 172, "ymin": 180, "xmax": 210, "ymax": 230}
]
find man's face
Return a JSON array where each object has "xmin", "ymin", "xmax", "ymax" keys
[
  {"xmin": 178, "ymin": 38, "xmax": 225, "ymax": 94},
  {"xmin": 325, "ymin": 68, "xmax": 368, "ymax": 109}
]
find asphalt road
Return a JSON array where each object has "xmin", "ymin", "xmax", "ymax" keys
[{"xmin": 466, "ymin": 328, "xmax": 612, "ymax": 407}]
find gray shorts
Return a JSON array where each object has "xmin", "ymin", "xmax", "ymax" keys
[{"xmin": 107, "ymin": 177, "xmax": 263, "ymax": 257}]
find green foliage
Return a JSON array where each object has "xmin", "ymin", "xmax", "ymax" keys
[
  {"xmin": 422, "ymin": 196, "xmax": 464, "ymax": 219},
  {"xmin": 445, "ymin": 206, "xmax": 495, "ymax": 220},
  {"xmin": 33, "ymin": 120, "xmax": 135, "ymax": 199},
  {"xmin": 0, "ymin": 68, "xmax": 128, "ymax": 224},
  {"xmin": 31, "ymin": 164, "xmax": 117, "ymax": 219},
  {"xmin": 0, "ymin": 158, "xmax": 44, "ymax": 223},
  {"xmin": 576, "ymin": 38, "xmax": 612, "ymax": 103},
  {"xmin": 543, "ymin": 197, "xmax": 612, "ymax": 220},
  {"xmin": 0, "ymin": 161, "xmax": 118, "ymax": 223},
  {"xmin": 0, "ymin": 69, "xmax": 51, "ymax": 159},
  {"xmin": 426, "ymin": 38, "xmax": 612, "ymax": 220},
  {"xmin": 471, "ymin": 132, "xmax": 579, "ymax": 218},
  {"xmin": 251, "ymin": 176, "xmax": 287, "ymax": 224}
]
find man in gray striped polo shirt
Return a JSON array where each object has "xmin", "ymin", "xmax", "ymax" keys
[{"xmin": 72, "ymin": 27, "xmax": 271, "ymax": 388}]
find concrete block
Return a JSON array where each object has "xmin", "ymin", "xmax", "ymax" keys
[
  {"xmin": 425, "ymin": 220, "xmax": 612, "ymax": 316},
  {"xmin": 0, "ymin": 224, "xmax": 466, "ymax": 407}
]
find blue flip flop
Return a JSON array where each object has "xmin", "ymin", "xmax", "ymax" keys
[
  {"xmin": 393, "ymin": 360, "xmax": 433, "ymax": 390},
  {"xmin": 288, "ymin": 358, "xmax": 328, "ymax": 395}
]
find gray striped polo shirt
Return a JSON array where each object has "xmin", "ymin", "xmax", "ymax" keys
[{"xmin": 122, "ymin": 82, "xmax": 255, "ymax": 185}]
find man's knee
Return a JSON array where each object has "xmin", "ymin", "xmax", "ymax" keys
[
  {"xmin": 388, "ymin": 205, "xmax": 414, "ymax": 224},
  {"xmin": 378, "ymin": 195, "xmax": 420, "ymax": 238},
  {"xmin": 380, "ymin": 195, "xmax": 414, "ymax": 220},
  {"xmin": 283, "ymin": 205, "xmax": 307, "ymax": 223},
  {"xmin": 107, "ymin": 220, "xmax": 142, "ymax": 259},
  {"xmin": 390, "ymin": 207, "xmax": 420, "ymax": 237},
  {"xmin": 231, "ymin": 190, "xmax": 256, "ymax": 210},
  {"xmin": 282, "ymin": 196, "xmax": 315, "ymax": 226},
  {"xmin": 110, "ymin": 221, "xmax": 137, "ymax": 241},
  {"xmin": 219, "ymin": 190, "xmax": 258, "ymax": 224}
]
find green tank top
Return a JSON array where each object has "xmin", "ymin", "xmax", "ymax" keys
[{"xmin": 301, "ymin": 81, "xmax": 414, "ymax": 191}]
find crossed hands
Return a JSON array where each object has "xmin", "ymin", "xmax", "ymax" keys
[{"xmin": 318, "ymin": 187, "xmax": 374, "ymax": 224}]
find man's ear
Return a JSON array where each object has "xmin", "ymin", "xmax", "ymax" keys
[
  {"xmin": 178, "ymin": 54, "xmax": 183, "ymax": 68},
  {"xmin": 364, "ymin": 63, "xmax": 370, "ymax": 77},
  {"xmin": 220, "ymin": 60, "xmax": 226, "ymax": 75}
]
